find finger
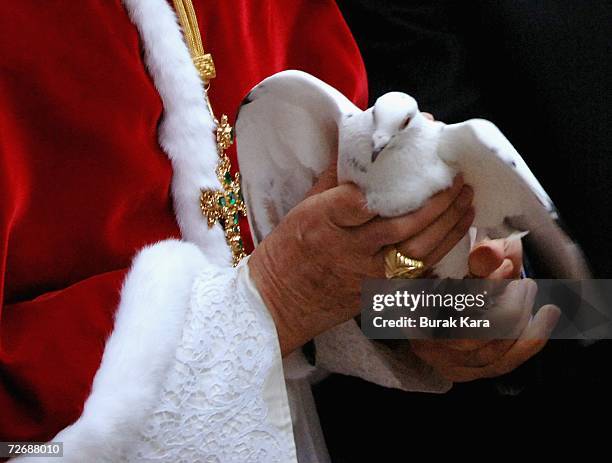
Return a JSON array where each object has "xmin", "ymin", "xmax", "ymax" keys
[
  {"xmin": 410, "ymin": 340, "xmax": 474, "ymax": 369},
  {"xmin": 441, "ymin": 280, "xmax": 533, "ymax": 353},
  {"xmin": 462, "ymin": 340, "xmax": 515, "ymax": 367},
  {"xmin": 481, "ymin": 238, "xmax": 523, "ymax": 279},
  {"xmin": 439, "ymin": 338, "xmax": 490, "ymax": 351},
  {"xmin": 411, "ymin": 338, "xmax": 511, "ymax": 375},
  {"xmin": 488, "ymin": 304, "xmax": 560, "ymax": 372},
  {"xmin": 306, "ymin": 162, "xmax": 338, "ymax": 197},
  {"xmin": 425, "ymin": 280, "xmax": 530, "ymax": 358},
  {"xmin": 442, "ymin": 304, "xmax": 560, "ymax": 382},
  {"xmin": 504, "ymin": 238, "xmax": 523, "ymax": 278},
  {"xmin": 459, "ymin": 280, "xmax": 537, "ymax": 366},
  {"xmin": 422, "ymin": 112, "xmax": 435, "ymax": 121},
  {"xmin": 462, "ymin": 313, "xmax": 533, "ymax": 369},
  {"xmin": 396, "ymin": 185, "xmax": 473, "ymax": 260},
  {"xmin": 487, "ymin": 279, "xmax": 537, "ymax": 339},
  {"xmin": 469, "ymin": 239, "xmax": 506, "ymax": 277},
  {"xmin": 320, "ymin": 183, "xmax": 377, "ymax": 227},
  {"xmin": 419, "ymin": 207, "xmax": 475, "ymax": 266},
  {"xmin": 469, "ymin": 238, "xmax": 523, "ymax": 278},
  {"xmin": 487, "ymin": 258, "xmax": 514, "ymax": 280},
  {"xmin": 436, "ymin": 364, "xmax": 493, "ymax": 383},
  {"xmin": 357, "ymin": 175, "xmax": 465, "ymax": 250},
  {"xmin": 416, "ymin": 280, "xmax": 536, "ymax": 372}
]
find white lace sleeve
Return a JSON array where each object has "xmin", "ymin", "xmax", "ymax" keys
[
  {"xmin": 314, "ymin": 320, "xmax": 452, "ymax": 393},
  {"xmin": 132, "ymin": 256, "xmax": 297, "ymax": 463}
]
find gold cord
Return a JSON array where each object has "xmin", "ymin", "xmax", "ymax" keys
[
  {"xmin": 172, "ymin": 0, "xmax": 247, "ymax": 266},
  {"xmin": 173, "ymin": 0, "xmax": 204, "ymax": 57},
  {"xmin": 172, "ymin": 0, "xmax": 216, "ymax": 83}
]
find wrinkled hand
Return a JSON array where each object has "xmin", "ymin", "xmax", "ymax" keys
[
  {"xmin": 409, "ymin": 112, "xmax": 559, "ymax": 382},
  {"xmin": 410, "ymin": 224, "xmax": 560, "ymax": 383},
  {"xmin": 249, "ymin": 165, "xmax": 474, "ymax": 356}
]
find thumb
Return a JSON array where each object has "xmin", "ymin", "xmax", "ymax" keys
[
  {"xmin": 319, "ymin": 183, "xmax": 377, "ymax": 227},
  {"xmin": 469, "ymin": 239, "xmax": 506, "ymax": 277},
  {"xmin": 305, "ymin": 161, "xmax": 338, "ymax": 197}
]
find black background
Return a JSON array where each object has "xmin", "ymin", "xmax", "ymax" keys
[{"xmin": 312, "ymin": 1, "xmax": 611, "ymax": 459}]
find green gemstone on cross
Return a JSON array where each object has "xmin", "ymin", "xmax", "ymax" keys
[
  {"xmin": 224, "ymin": 172, "xmax": 232, "ymax": 185},
  {"xmin": 218, "ymin": 196, "xmax": 226, "ymax": 207},
  {"xmin": 237, "ymin": 238, "xmax": 243, "ymax": 249},
  {"xmin": 233, "ymin": 213, "xmax": 239, "ymax": 225},
  {"xmin": 229, "ymin": 193, "xmax": 236, "ymax": 205}
]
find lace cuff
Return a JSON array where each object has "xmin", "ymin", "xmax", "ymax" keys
[
  {"xmin": 133, "ymin": 256, "xmax": 297, "ymax": 462},
  {"xmin": 13, "ymin": 242, "xmax": 298, "ymax": 463}
]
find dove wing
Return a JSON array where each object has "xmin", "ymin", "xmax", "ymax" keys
[
  {"xmin": 236, "ymin": 70, "xmax": 359, "ymax": 245},
  {"xmin": 437, "ymin": 119, "xmax": 590, "ymax": 278}
]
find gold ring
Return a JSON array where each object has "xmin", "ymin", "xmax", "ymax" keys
[{"xmin": 384, "ymin": 247, "xmax": 426, "ymax": 279}]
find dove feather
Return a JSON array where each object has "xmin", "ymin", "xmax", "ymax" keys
[{"xmin": 236, "ymin": 71, "xmax": 590, "ymax": 278}]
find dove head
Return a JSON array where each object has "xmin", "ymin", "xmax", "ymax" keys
[{"xmin": 371, "ymin": 92, "xmax": 420, "ymax": 162}]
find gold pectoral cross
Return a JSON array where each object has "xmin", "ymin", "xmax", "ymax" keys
[
  {"xmin": 200, "ymin": 115, "xmax": 247, "ymax": 265},
  {"xmin": 173, "ymin": 0, "xmax": 247, "ymax": 266}
]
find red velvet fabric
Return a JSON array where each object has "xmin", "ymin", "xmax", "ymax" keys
[{"xmin": 0, "ymin": 0, "xmax": 367, "ymax": 443}]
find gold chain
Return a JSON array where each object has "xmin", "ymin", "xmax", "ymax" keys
[{"xmin": 172, "ymin": 0, "xmax": 247, "ymax": 266}]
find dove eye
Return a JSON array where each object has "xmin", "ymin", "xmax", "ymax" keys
[{"xmin": 401, "ymin": 117, "xmax": 411, "ymax": 129}]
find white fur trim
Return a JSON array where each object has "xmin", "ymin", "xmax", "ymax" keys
[
  {"xmin": 14, "ymin": 2, "xmax": 237, "ymax": 459},
  {"xmin": 15, "ymin": 240, "xmax": 210, "ymax": 462},
  {"xmin": 123, "ymin": 0, "xmax": 231, "ymax": 267}
]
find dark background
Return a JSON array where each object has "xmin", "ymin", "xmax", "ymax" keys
[{"xmin": 313, "ymin": 1, "xmax": 611, "ymax": 459}]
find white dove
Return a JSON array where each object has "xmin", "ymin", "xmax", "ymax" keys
[{"xmin": 235, "ymin": 70, "xmax": 589, "ymax": 278}]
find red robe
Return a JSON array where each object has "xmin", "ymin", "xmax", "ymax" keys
[{"xmin": 0, "ymin": 0, "xmax": 367, "ymax": 442}]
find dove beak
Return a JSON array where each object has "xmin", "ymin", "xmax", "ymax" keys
[
  {"xmin": 371, "ymin": 134, "xmax": 390, "ymax": 162},
  {"xmin": 371, "ymin": 146, "xmax": 384, "ymax": 163}
]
